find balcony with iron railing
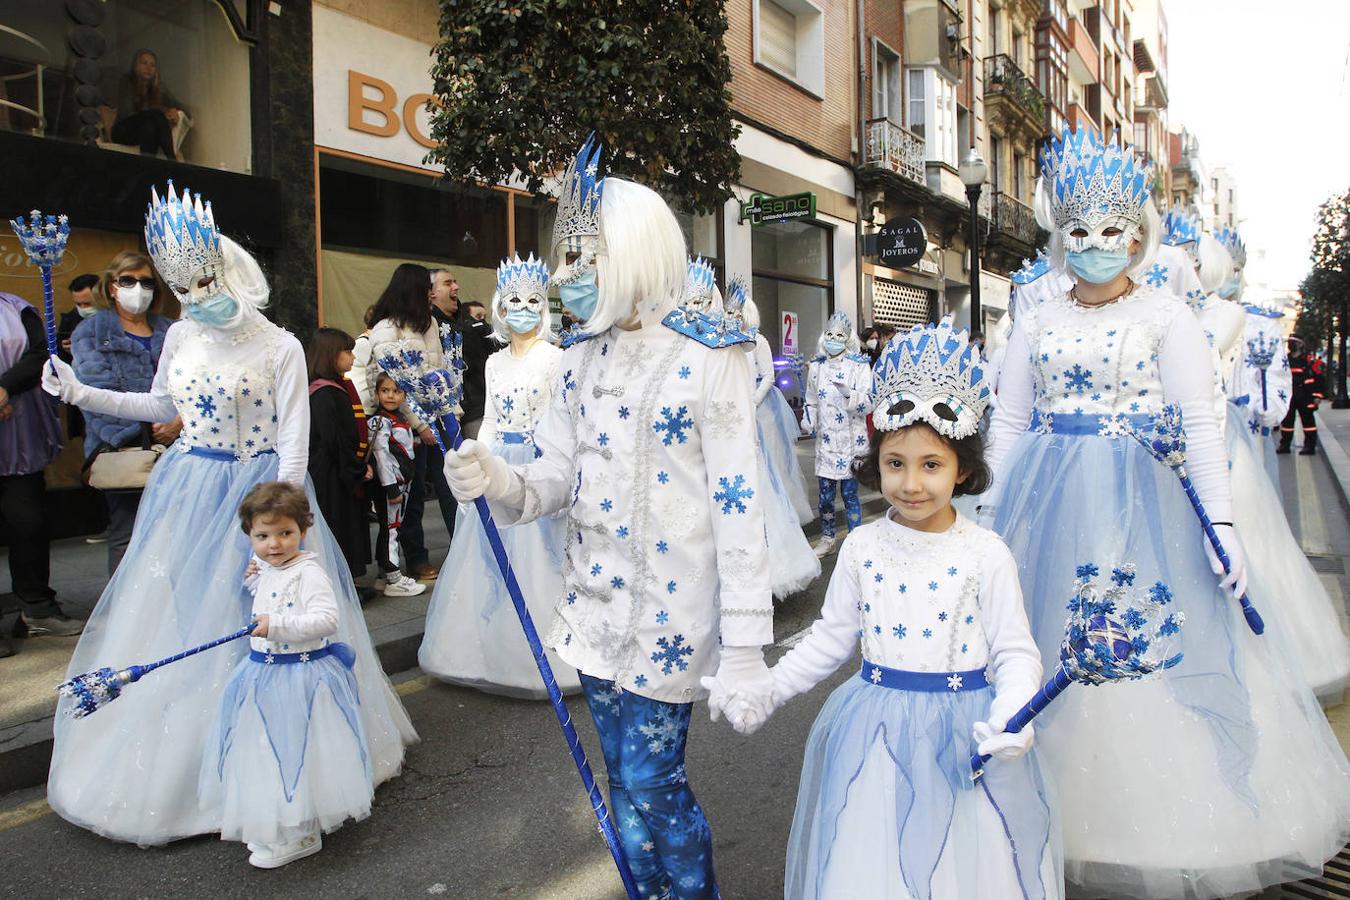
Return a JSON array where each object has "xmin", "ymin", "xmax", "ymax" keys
[
  {"xmin": 864, "ymin": 117, "xmax": 926, "ymax": 187},
  {"xmin": 992, "ymin": 190, "xmax": 1039, "ymax": 246},
  {"xmin": 983, "ymin": 54, "xmax": 1047, "ymax": 127}
]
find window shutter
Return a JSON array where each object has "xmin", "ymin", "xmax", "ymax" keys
[{"xmin": 759, "ymin": 0, "xmax": 798, "ymax": 76}]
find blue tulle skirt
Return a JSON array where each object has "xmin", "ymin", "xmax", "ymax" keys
[
  {"xmin": 419, "ymin": 438, "xmax": 580, "ymax": 698},
  {"xmin": 786, "ymin": 674, "xmax": 1061, "ymax": 900},
  {"xmin": 755, "ymin": 395, "xmax": 821, "ymax": 598},
  {"xmin": 200, "ymin": 647, "xmax": 373, "ymax": 847},
  {"xmin": 47, "ymin": 447, "xmax": 417, "ymax": 845},
  {"xmin": 758, "ymin": 387, "xmax": 813, "ymax": 525},
  {"xmin": 993, "ymin": 426, "xmax": 1350, "ymax": 898},
  {"xmin": 1226, "ymin": 404, "xmax": 1350, "ymax": 699}
]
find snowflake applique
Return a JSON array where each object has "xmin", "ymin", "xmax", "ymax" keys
[
  {"xmin": 651, "ymin": 634, "xmax": 694, "ymax": 674},
  {"xmin": 618, "ymin": 406, "xmax": 630, "ymax": 419},
  {"xmin": 653, "ymin": 405, "xmax": 694, "ymax": 445},
  {"xmin": 148, "ymin": 558, "xmax": 167, "ymax": 579},
  {"xmin": 618, "ymin": 342, "xmax": 648, "ymax": 377},
  {"xmin": 1145, "ymin": 263, "xmax": 1169, "ymax": 287},
  {"xmin": 873, "ymin": 573, "xmax": 883, "ymax": 583},
  {"xmin": 616, "ymin": 526, "xmax": 629, "ymax": 539},
  {"xmin": 634, "ymin": 674, "xmax": 647, "ymax": 688},
  {"xmin": 946, "ymin": 674, "xmax": 963, "ymax": 691},
  {"xmin": 656, "ymin": 610, "xmax": 669, "ymax": 624},
  {"xmin": 590, "ymin": 563, "xmax": 603, "ymax": 576},
  {"xmin": 713, "ymin": 475, "xmax": 754, "ymax": 514},
  {"xmin": 502, "ymin": 396, "xmax": 515, "ymax": 415},
  {"xmin": 938, "ymin": 611, "xmax": 948, "ymax": 621},
  {"xmin": 892, "ymin": 624, "xmax": 906, "ymax": 638},
  {"xmin": 922, "ymin": 628, "xmax": 933, "ymax": 638},
  {"xmin": 657, "ymin": 470, "xmax": 669, "ymax": 484},
  {"xmin": 870, "ymin": 666, "xmax": 883, "ymax": 684},
  {"xmin": 194, "ymin": 394, "xmax": 217, "ymax": 419},
  {"xmin": 600, "ymin": 498, "xmax": 613, "ymax": 512},
  {"xmin": 598, "ymin": 432, "xmax": 610, "ymax": 446},
  {"xmin": 928, "ymin": 581, "xmax": 939, "ymax": 591},
  {"xmin": 1063, "ymin": 364, "xmax": 1094, "ymax": 395},
  {"xmin": 566, "ymin": 592, "xmax": 577, "ymax": 605},
  {"xmin": 678, "ymin": 366, "xmax": 691, "ymax": 380},
  {"xmin": 704, "ymin": 400, "xmax": 740, "ymax": 438},
  {"xmin": 611, "ymin": 576, "xmax": 625, "ymax": 589},
  {"xmin": 667, "ymin": 580, "xmax": 678, "ymax": 594},
  {"xmin": 656, "ymin": 540, "xmax": 669, "ymax": 554}
]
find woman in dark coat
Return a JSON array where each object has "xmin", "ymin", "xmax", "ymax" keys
[{"xmin": 305, "ymin": 327, "xmax": 370, "ymax": 580}]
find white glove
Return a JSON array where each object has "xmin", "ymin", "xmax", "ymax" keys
[
  {"xmin": 700, "ymin": 646, "xmax": 775, "ymax": 736},
  {"xmin": 443, "ymin": 439, "xmax": 512, "ymax": 503},
  {"xmin": 42, "ymin": 357, "xmax": 83, "ymax": 403},
  {"xmin": 1202, "ymin": 523, "xmax": 1248, "ymax": 600},
  {"xmin": 972, "ymin": 688, "xmax": 1035, "ymax": 762}
]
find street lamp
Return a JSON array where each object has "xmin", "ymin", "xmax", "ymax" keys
[{"xmin": 958, "ymin": 147, "xmax": 989, "ymax": 335}]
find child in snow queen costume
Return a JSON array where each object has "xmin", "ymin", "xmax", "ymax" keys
[
  {"xmin": 42, "ymin": 184, "xmax": 415, "ymax": 845},
  {"xmin": 802, "ymin": 311, "xmax": 873, "ymax": 557},
  {"xmin": 445, "ymin": 138, "xmax": 773, "ymax": 899},
  {"xmin": 718, "ymin": 318, "xmax": 1062, "ymax": 900},
  {"xmin": 722, "ymin": 275, "xmax": 818, "ymax": 598},
  {"xmin": 418, "ymin": 254, "xmax": 580, "ymax": 697},
  {"xmin": 985, "ymin": 128, "xmax": 1350, "ymax": 898}
]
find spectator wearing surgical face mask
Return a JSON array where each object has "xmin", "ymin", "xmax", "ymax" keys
[
  {"xmin": 860, "ymin": 325, "xmax": 882, "ymax": 365},
  {"xmin": 69, "ymin": 251, "xmax": 180, "ymax": 575},
  {"xmin": 58, "ymin": 273, "xmax": 100, "ymax": 364}
]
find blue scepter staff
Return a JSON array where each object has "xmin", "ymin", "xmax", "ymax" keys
[
  {"xmin": 58, "ymin": 623, "xmax": 259, "ymax": 718},
  {"xmin": 8, "ymin": 210, "xmax": 70, "ymax": 361},
  {"xmin": 1247, "ymin": 333, "xmax": 1277, "ymax": 416},
  {"xmin": 971, "ymin": 562, "xmax": 1183, "ymax": 780},
  {"xmin": 1112, "ymin": 404, "xmax": 1264, "ymax": 635},
  {"xmin": 374, "ymin": 336, "xmax": 641, "ymax": 900}
]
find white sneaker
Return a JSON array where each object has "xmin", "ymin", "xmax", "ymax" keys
[
  {"xmin": 248, "ymin": 833, "xmax": 322, "ymax": 869},
  {"xmin": 383, "ymin": 575, "xmax": 426, "ymax": 597},
  {"xmin": 812, "ymin": 534, "xmax": 839, "ymax": 558}
]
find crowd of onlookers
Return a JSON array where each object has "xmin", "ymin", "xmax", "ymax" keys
[{"xmin": 0, "ymin": 257, "xmax": 502, "ymax": 657}]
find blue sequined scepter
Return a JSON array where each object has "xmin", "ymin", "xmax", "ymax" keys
[
  {"xmin": 8, "ymin": 210, "xmax": 70, "ymax": 361},
  {"xmin": 971, "ymin": 563, "xmax": 1183, "ymax": 780},
  {"xmin": 1118, "ymin": 404, "xmax": 1264, "ymax": 634},
  {"xmin": 58, "ymin": 622, "xmax": 258, "ymax": 718},
  {"xmin": 375, "ymin": 338, "xmax": 641, "ymax": 900}
]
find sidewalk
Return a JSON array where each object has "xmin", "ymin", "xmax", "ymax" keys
[{"xmin": 0, "ymin": 440, "xmax": 873, "ymax": 793}]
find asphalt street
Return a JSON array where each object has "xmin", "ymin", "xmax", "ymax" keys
[{"xmin": 2, "ymin": 447, "xmax": 1348, "ymax": 898}]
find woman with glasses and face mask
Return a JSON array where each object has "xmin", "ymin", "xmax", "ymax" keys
[
  {"xmin": 419, "ymin": 254, "xmax": 579, "ymax": 697},
  {"xmin": 69, "ymin": 251, "xmax": 178, "ymax": 575}
]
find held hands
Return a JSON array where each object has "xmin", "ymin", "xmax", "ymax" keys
[
  {"xmin": 701, "ymin": 646, "xmax": 776, "ymax": 736},
  {"xmin": 418, "ymin": 426, "xmax": 438, "ymax": 447},
  {"xmin": 444, "ymin": 439, "xmax": 511, "ymax": 503},
  {"xmin": 1203, "ymin": 523, "xmax": 1249, "ymax": 600},
  {"xmin": 972, "ymin": 690, "xmax": 1035, "ymax": 763}
]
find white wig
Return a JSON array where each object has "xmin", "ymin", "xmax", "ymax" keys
[
  {"xmin": 1044, "ymin": 198, "xmax": 1162, "ymax": 286},
  {"xmin": 1197, "ymin": 234, "xmax": 1235, "ymax": 295},
  {"xmin": 741, "ymin": 297, "xmax": 761, "ymax": 331},
  {"xmin": 582, "ymin": 178, "xmax": 687, "ymax": 335},
  {"xmin": 489, "ymin": 289, "xmax": 556, "ymax": 345},
  {"xmin": 220, "ymin": 235, "xmax": 270, "ymax": 310}
]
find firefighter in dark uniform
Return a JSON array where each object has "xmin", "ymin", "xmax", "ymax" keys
[{"xmin": 1278, "ymin": 335, "xmax": 1325, "ymax": 455}]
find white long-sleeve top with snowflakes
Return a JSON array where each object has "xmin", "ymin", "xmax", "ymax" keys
[
  {"xmin": 59, "ymin": 309, "xmax": 309, "ymax": 484},
  {"xmin": 1231, "ymin": 309, "xmax": 1293, "ymax": 431},
  {"xmin": 244, "ymin": 551, "xmax": 339, "ymax": 656},
  {"xmin": 486, "ymin": 324, "xmax": 772, "ymax": 703},
  {"xmin": 478, "ymin": 341, "xmax": 562, "ymax": 448},
  {"xmin": 773, "ymin": 511, "xmax": 1042, "ymax": 700},
  {"xmin": 802, "ymin": 352, "xmax": 873, "ymax": 479},
  {"xmin": 988, "ymin": 284, "xmax": 1234, "ymax": 523}
]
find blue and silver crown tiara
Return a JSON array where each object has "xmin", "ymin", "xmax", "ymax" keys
[
  {"xmin": 1215, "ymin": 226, "xmax": 1246, "ymax": 269},
  {"xmin": 872, "ymin": 316, "xmax": 989, "ymax": 439},
  {"xmin": 496, "ymin": 253, "xmax": 549, "ymax": 303},
  {"xmin": 825, "ymin": 310, "xmax": 853, "ymax": 335},
  {"xmin": 1039, "ymin": 127, "xmax": 1153, "ymax": 233},
  {"xmin": 723, "ymin": 274, "xmax": 748, "ymax": 320},
  {"xmin": 551, "ymin": 135, "xmax": 605, "ymax": 257},
  {"xmin": 683, "ymin": 257, "xmax": 718, "ymax": 311},
  {"xmin": 1161, "ymin": 204, "xmax": 1201, "ymax": 247},
  {"xmin": 144, "ymin": 181, "xmax": 224, "ymax": 294},
  {"xmin": 8, "ymin": 210, "xmax": 70, "ymax": 268}
]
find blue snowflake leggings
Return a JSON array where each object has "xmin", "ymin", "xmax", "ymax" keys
[
  {"xmin": 580, "ymin": 674, "xmax": 719, "ymax": 900},
  {"xmin": 817, "ymin": 476, "xmax": 861, "ymax": 538}
]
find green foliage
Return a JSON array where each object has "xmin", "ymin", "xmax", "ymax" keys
[
  {"xmin": 426, "ymin": 0, "xmax": 741, "ymax": 215},
  {"xmin": 1295, "ymin": 189, "xmax": 1350, "ymax": 354}
]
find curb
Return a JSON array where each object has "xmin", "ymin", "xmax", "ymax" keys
[
  {"xmin": 1316, "ymin": 410, "xmax": 1350, "ymax": 511},
  {"xmin": 0, "ymin": 499, "xmax": 879, "ymax": 796}
]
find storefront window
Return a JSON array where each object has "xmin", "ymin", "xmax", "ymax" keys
[
  {"xmin": 751, "ymin": 219, "xmax": 833, "ymax": 412},
  {"xmin": 0, "ymin": 0, "xmax": 252, "ymax": 172},
  {"xmin": 318, "ymin": 153, "xmax": 509, "ymax": 336}
]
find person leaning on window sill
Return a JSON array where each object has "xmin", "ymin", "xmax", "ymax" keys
[{"xmin": 104, "ymin": 48, "xmax": 189, "ymax": 161}]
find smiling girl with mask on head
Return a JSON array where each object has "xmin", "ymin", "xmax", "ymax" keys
[
  {"xmin": 418, "ymin": 254, "xmax": 579, "ymax": 697},
  {"xmin": 42, "ymin": 183, "xmax": 415, "ymax": 847}
]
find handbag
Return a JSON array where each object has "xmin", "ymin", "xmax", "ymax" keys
[{"xmin": 84, "ymin": 424, "xmax": 165, "ymax": 491}]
